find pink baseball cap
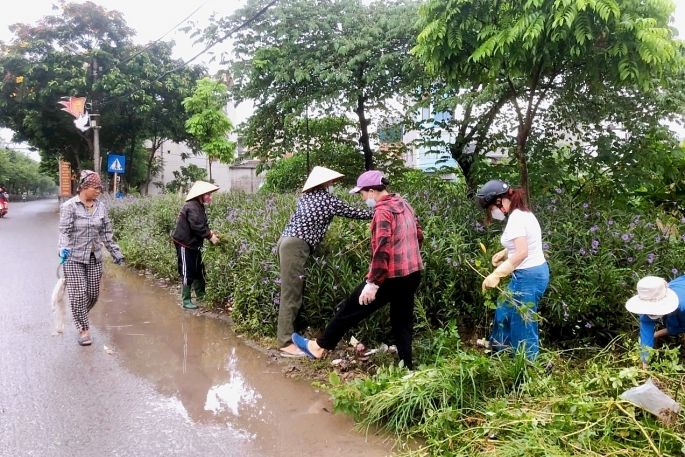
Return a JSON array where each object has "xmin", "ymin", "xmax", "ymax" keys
[{"xmin": 349, "ymin": 170, "xmax": 384, "ymax": 194}]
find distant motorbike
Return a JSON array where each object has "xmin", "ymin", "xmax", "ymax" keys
[{"xmin": 0, "ymin": 195, "xmax": 8, "ymax": 218}]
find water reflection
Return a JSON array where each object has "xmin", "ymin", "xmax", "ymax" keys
[
  {"xmin": 204, "ymin": 348, "xmax": 262, "ymax": 418},
  {"xmin": 90, "ymin": 267, "xmax": 393, "ymax": 457}
]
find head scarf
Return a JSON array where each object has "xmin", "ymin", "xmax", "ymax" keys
[{"xmin": 78, "ymin": 170, "xmax": 102, "ymax": 191}]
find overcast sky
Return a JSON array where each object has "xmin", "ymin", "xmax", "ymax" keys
[
  {"xmin": 0, "ymin": 0, "xmax": 243, "ymax": 61},
  {"xmin": 1, "ymin": 0, "xmax": 684, "ymax": 158},
  {"xmin": 0, "ymin": 0, "xmax": 245, "ymax": 157}
]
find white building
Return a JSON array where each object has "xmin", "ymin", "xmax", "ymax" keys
[{"xmin": 148, "ymin": 140, "xmax": 263, "ymax": 195}]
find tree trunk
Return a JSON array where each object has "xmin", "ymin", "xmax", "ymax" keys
[
  {"xmin": 83, "ymin": 137, "xmax": 93, "ymax": 169},
  {"xmin": 511, "ymin": 60, "xmax": 551, "ymax": 204},
  {"xmin": 515, "ymin": 128, "xmax": 530, "ymax": 201},
  {"xmin": 125, "ymin": 131, "xmax": 137, "ymax": 193},
  {"xmin": 143, "ymin": 139, "xmax": 161, "ymax": 196},
  {"xmin": 450, "ymin": 139, "xmax": 476, "ymax": 193},
  {"xmin": 208, "ymin": 158, "xmax": 213, "ymax": 182},
  {"xmin": 143, "ymin": 150, "xmax": 154, "ymax": 196},
  {"xmin": 515, "ymin": 84, "xmax": 548, "ymax": 204},
  {"xmin": 515, "ymin": 105, "xmax": 536, "ymax": 205},
  {"xmin": 449, "ymin": 90, "xmax": 512, "ymax": 195},
  {"xmin": 354, "ymin": 95, "xmax": 373, "ymax": 170}
]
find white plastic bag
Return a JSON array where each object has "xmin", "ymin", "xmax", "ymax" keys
[{"xmin": 620, "ymin": 378, "xmax": 681, "ymax": 423}]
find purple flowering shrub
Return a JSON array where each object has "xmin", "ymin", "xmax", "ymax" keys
[
  {"xmin": 109, "ymin": 174, "xmax": 685, "ymax": 348},
  {"xmin": 108, "ymin": 173, "xmax": 489, "ymax": 344},
  {"xmin": 533, "ymin": 192, "xmax": 685, "ymax": 343},
  {"xmin": 109, "ymin": 195, "xmax": 181, "ymax": 279}
]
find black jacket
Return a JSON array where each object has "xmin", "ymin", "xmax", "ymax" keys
[{"xmin": 172, "ymin": 199, "xmax": 211, "ymax": 249}]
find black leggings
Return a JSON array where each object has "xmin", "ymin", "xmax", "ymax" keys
[{"xmin": 316, "ymin": 271, "xmax": 421, "ymax": 369}]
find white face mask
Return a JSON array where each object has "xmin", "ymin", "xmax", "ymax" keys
[
  {"xmin": 491, "ymin": 207, "xmax": 506, "ymax": 221},
  {"xmin": 365, "ymin": 198, "xmax": 376, "ymax": 208}
]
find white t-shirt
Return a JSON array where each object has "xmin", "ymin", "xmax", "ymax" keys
[{"xmin": 501, "ymin": 209, "xmax": 546, "ymax": 270}]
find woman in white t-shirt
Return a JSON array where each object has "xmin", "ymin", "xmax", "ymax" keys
[{"xmin": 475, "ymin": 179, "xmax": 549, "ymax": 359}]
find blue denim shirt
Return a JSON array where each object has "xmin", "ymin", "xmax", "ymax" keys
[{"xmin": 639, "ymin": 275, "xmax": 685, "ymax": 361}]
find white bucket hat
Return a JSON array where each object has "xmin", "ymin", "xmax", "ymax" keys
[
  {"xmin": 185, "ymin": 181, "xmax": 219, "ymax": 202},
  {"xmin": 625, "ymin": 276, "xmax": 679, "ymax": 316},
  {"xmin": 302, "ymin": 166, "xmax": 344, "ymax": 192}
]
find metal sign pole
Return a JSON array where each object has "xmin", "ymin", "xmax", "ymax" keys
[{"xmin": 113, "ymin": 172, "xmax": 118, "ymax": 195}]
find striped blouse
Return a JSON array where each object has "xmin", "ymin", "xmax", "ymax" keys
[{"xmin": 58, "ymin": 196, "xmax": 123, "ymax": 264}]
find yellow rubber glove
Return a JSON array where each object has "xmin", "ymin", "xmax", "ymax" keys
[
  {"xmin": 482, "ymin": 259, "xmax": 516, "ymax": 291},
  {"xmin": 491, "ymin": 249, "xmax": 508, "ymax": 267}
]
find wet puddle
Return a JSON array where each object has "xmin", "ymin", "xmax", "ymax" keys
[{"xmin": 91, "ymin": 266, "xmax": 393, "ymax": 456}]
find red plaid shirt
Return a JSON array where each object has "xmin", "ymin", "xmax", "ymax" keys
[{"xmin": 367, "ymin": 194, "xmax": 423, "ymax": 285}]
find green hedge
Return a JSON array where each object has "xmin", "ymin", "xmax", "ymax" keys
[{"xmin": 109, "ymin": 173, "xmax": 685, "ymax": 347}]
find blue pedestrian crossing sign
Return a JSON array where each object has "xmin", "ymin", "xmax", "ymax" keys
[{"xmin": 107, "ymin": 154, "xmax": 126, "ymax": 174}]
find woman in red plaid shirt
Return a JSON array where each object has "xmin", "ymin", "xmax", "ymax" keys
[{"xmin": 292, "ymin": 170, "xmax": 423, "ymax": 369}]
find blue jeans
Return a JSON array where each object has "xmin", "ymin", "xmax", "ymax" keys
[{"xmin": 490, "ymin": 262, "xmax": 549, "ymax": 359}]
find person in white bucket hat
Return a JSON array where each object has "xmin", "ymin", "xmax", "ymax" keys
[
  {"xmin": 171, "ymin": 181, "xmax": 220, "ymax": 309},
  {"xmin": 277, "ymin": 166, "xmax": 372, "ymax": 357},
  {"xmin": 625, "ymin": 275, "xmax": 685, "ymax": 368}
]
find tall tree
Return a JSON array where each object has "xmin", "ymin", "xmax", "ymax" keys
[
  {"xmin": 413, "ymin": 0, "xmax": 684, "ymax": 195},
  {"xmin": 412, "ymin": 82, "xmax": 515, "ymax": 193},
  {"xmin": 214, "ymin": 0, "xmax": 423, "ymax": 169},
  {"xmin": 0, "ymin": 148, "xmax": 56, "ymax": 195},
  {"xmin": 99, "ymin": 42, "xmax": 204, "ymax": 193},
  {"xmin": 0, "ymin": 2, "xmax": 203, "ymax": 191},
  {"xmin": 0, "ymin": 1, "xmax": 133, "ymax": 172},
  {"xmin": 182, "ymin": 77, "xmax": 236, "ymax": 181}
]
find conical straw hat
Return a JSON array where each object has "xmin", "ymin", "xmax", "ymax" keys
[
  {"xmin": 185, "ymin": 181, "xmax": 220, "ymax": 201},
  {"xmin": 302, "ymin": 166, "xmax": 344, "ymax": 192}
]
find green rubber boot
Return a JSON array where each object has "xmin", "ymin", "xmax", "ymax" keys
[
  {"xmin": 181, "ymin": 285, "xmax": 198, "ymax": 309},
  {"xmin": 193, "ymin": 278, "xmax": 206, "ymax": 301}
]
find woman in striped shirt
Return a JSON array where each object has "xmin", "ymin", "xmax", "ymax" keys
[{"xmin": 58, "ymin": 171, "xmax": 124, "ymax": 346}]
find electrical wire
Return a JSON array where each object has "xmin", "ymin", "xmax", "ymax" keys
[
  {"xmin": 103, "ymin": 0, "xmax": 278, "ymax": 105},
  {"xmin": 156, "ymin": 0, "xmax": 278, "ymax": 78},
  {"xmin": 115, "ymin": 1, "xmax": 210, "ymax": 67}
]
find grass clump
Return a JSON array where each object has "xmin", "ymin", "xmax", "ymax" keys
[{"xmin": 328, "ymin": 337, "xmax": 685, "ymax": 456}]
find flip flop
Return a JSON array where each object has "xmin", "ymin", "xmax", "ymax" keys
[
  {"xmin": 278, "ymin": 348, "xmax": 306, "ymax": 358},
  {"xmin": 291, "ymin": 333, "xmax": 318, "ymax": 359}
]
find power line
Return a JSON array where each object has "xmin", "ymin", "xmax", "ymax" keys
[
  {"xmin": 104, "ymin": 0, "xmax": 278, "ymax": 105},
  {"xmin": 157, "ymin": 0, "xmax": 278, "ymax": 79},
  {"xmin": 115, "ymin": 1, "xmax": 210, "ymax": 67}
]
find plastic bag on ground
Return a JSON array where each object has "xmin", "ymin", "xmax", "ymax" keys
[{"xmin": 620, "ymin": 378, "xmax": 681, "ymax": 424}]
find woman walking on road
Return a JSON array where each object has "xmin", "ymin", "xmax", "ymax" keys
[
  {"xmin": 171, "ymin": 181, "xmax": 220, "ymax": 310},
  {"xmin": 58, "ymin": 170, "xmax": 124, "ymax": 346},
  {"xmin": 476, "ymin": 179, "xmax": 549, "ymax": 359},
  {"xmin": 277, "ymin": 166, "xmax": 373, "ymax": 357}
]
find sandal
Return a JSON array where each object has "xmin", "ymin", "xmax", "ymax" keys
[
  {"xmin": 77, "ymin": 334, "xmax": 93, "ymax": 346},
  {"xmin": 278, "ymin": 347, "xmax": 306, "ymax": 358},
  {"xmin": 291, "ymin": 333, "xmax": 320, "ymax": 360}
]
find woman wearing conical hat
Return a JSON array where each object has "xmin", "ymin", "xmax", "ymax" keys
[
  {"xmin": 171, "ymin": 181, "xmax": 220, "ymax": 309},
  {"xmin": 277, "ymin": 166, "xmax": 373, "ymax": 357}
]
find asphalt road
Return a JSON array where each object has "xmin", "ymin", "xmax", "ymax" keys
[{"xmin": 0, "ymin": 200, "xmax": 392, "ymax": 457}]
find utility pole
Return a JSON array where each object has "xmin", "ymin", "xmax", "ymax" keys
[
  {"xmin": 90, "ymin": 56, "xmax": 102, "ymax": 173},
  {"xmin": 305, "ymin": 83, "xmax": 310, "ymax": 174}
]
